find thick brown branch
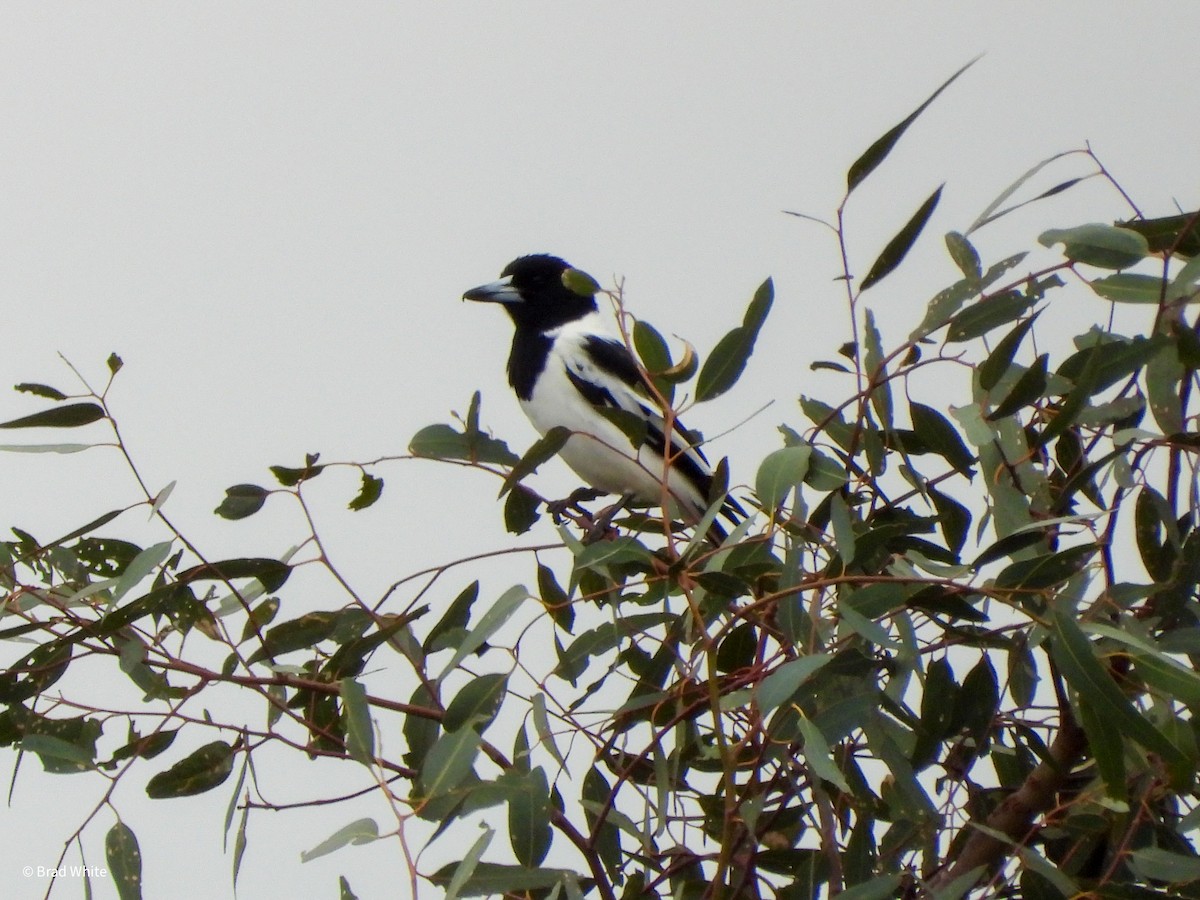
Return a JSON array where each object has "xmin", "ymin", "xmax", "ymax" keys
[{"xmin": 925, "ymin": 714, "xmax": 1087, "ymax": 893}]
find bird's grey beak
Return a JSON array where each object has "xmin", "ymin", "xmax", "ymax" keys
[{"xmin": 463, "ymin": 275, "xmax": 522, "ymax": 305}]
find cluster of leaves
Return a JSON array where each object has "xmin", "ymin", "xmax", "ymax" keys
[{"xmin": 4, "ymin": 63, "xmax": 1200, "ymax": 900}]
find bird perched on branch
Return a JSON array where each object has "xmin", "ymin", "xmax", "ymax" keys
[{"xmin": 463, "ymin": 253, "xmax": 740, "ymax": 540}]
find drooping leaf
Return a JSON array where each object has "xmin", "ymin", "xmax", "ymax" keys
[
  {"xmin": 946, "ymin": 291, "xmax": 1035, "ymax": 343},
  {"xmin": 417, "ymin": 727, "xmax": 482, "ymax": 802},
  {"xmin": 498, "ymin": 427, "xmax": 570, "ymax": 497},
  {"xmin": 348, "ymin": 472, "xmax": 384, "ymax": 511},
  {"xmin": 269, "ymin": 453, "xmax": 324, "ymax": 486},
  {"xmin": 945, "ymin": 231, "xmax": 981, "ymax": 280},
  {"xmin": 0, "ymin": 402, "xmax": 105, "ymax": 429},
  {"xmin": 443, "ymin": 674, "xmax": 508, "ymax": 734},
  {"xmin": 860, "ymin": 185, "xmax": 943, "ymax": 291},
  {"xmin": 755, "ymin": 445, "xmax": 811, "ymax": 510},
  {"xmin": 1089, "ymin": 273, "xmax": 1167, "ymax": 304},
  {"xmin": 986, "ymin": 354, "xmax": 1048, "ymax": 421},
  {"xmin": 145, "ymin": 741, "xmax": 235, "ymax": 798},
  {"xmin": 909, "ymin": 402, "xmax": 974, "ymax": 475},
  {"xmin": 106, "ymin": 821, "xmax": 143, "ymax": 900},
  {"xmin": 978, "ymin": 311, "xmax": 1042, "ymax": 391},
  {"xmin": 503, "ymin": 484, "xmax": 540, "ymax": 534},
  {"xmin": 340, "ymin": 678, "xmax": 374, "ymax": 765},
  {"xmin": 410, "ymin": 422, "xmax": 519, "ymax": 466},
  {"xmin": 509, "ymin": 767, "xmax": 552, "ymax": 867}
]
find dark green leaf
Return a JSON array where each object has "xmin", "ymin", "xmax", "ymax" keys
[
  {"xmin": 0, "ymin": 640, "xmax": 71, "ymax": 703},
  {"xmin": 443, "ymin": 673, "xmax": 507, "ymax": 733},
  {"xmin": 214, "ymin": 484, "xmax": 269, "ymax": 520},
  {"xmin": 107, "ymin": 353, "xmax": 124, "ymax": 375},
  {"xmin": 1050, "ymin": 605, "xmax": 1186, "ymax": 766},
  {"xmin": 340, "ymin": 678, "xmax": 374, "ymax": 765},
  {"xmin": 499, "ymin": 427, "xmax": 570, "ymax": 497},
  {"xmin": 1039, "ymin": 223, "xmax": 1149, "ymax": 269},
  {"xmin": 978, "ymin": 311, "xmax": 1042, "ymax": 391},
  {"xmin": 146, "ymin": 741, "xmax": 235, "ymax": 798},
  {"xmin": 269, "ymin": 453, "xmax": 324, "ymax": 486},
  {"xmin": 503, "ymin": 483, "xmax": 539, "ymax": 534},
  {"xmin": 695, "ymin": 277, "xmax": 773, "ymax": 402},
  {"xmin": 562, "ymin": 266, "xmax": 600, "ymax": 297},
  {"xmin": 909, "ymin": 402, "xmax": 974, "ymax": 475},
  {"xmin": 860, "ymin": 185, "xmax": 943, "ymax": 291},
  {"xmin": 339, "ymin": 876, "xmax": 359, "ymax": 900},
  {"xmin": 537, "ymin": 564, "xmax": 574, "ymax": 631},
  {"xmin": 417, "ymin": 727, "xmax": 481, "ymax": 801},
  {"xmin": 425, "ymin": 581, "xmax": 479, "ymax": 653},
  {"xmin": 106, "ymin": 821, "xmax": 143, "ymax": 900},
  {"xmin": 986, "ymin": 353, "xmax": 1048, "ymax": 421},
  {"xmin": 509, "ymin": 768, "xmax": 552, "ymax": 867},
  {"xmin": 247, "ymin": 612, "xmax": 338, "ymax": 665},
  {"xmin": 846, "ymin": 56, "xmax": 978, "ymax": 193},
  {"xmin": 409, "ymin": 422, "xmax": 519, "ymax": 466},
  {"xmin": 927, "ymin": 486, "xmax": 970, "ymax": 556},
  {"xmin": 14, "ymin": 383, "xmax": 67, "ymax": 401},
  {"xmin": 945, "ymin": 231, "xmax": 981, "ymax": 279},
  {"xmin": 946, "ymin": 291, "xmax": 1035, "ymax": 342},
  {"xmin": 0, "ymin": 402, "xmax": 105, "ymax": 429},
  {"xmin": 429, "ymin": 862, "xmax": 579, "ymax": 896},
  {"xmin": 178, "ymin": 556, "xmax": 291, "ymax": 592},
  {"xmin": 994, "ymin": 544, "xmax": 1096, "ymax": 592},
  {"xmin": 348, "ymin": 472, "xmax": 384, "ymax": 511},
  {"xmin": 1117, "ymin": 211, "xmax": 1200, "ymax": 257}
]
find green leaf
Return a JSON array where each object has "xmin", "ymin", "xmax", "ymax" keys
[
  {"xmin": 1129, "ymin": 847, "xmax": 1200, "ymax": 884},
  {"xmin": 695, "ymin": 277, "xmax": 773, "ymax": 402},
  {"xmin": 340, "ymin": 678, "xmax": 374, "ymax": 765},
  {"xmin": 1117, "ymin": 211, "xmax": 1200, "ymax": 257},
  {"xmin": 214, "ymin": 484, "xmax": 269, "ymax": 520},
  {"xmin": 299, "ymin": 818, "xmax": 380, "ymax": 863},
  {"xmin": 909, "ymin": 403, "xmax": 974, "ymax": 475},
  {"xmin": 444, "ymin": 828, "xmax": 494, "ymax": 900},
  {"xmin": 417, "ymin": 727, "xmax": 482, "ymax": 801},
  {"xmin": 798, "ymin": 716, "xmax": 851, "ymax": 792},
  {"xmin": 21, "ymin": 733, "xmax": 96, "ymax": 771},
  {"xmin": 338, "ymin": 876, "xmax": 358, "ymax": 900},
  {"xmin": 757, "ymin": 655, "xmax": 833, "ymax": 714},
  {"xmin": 993, "ymin": 544, "xmax": 1095, "ymax": 592},
  {"xmin": 860, "ymin": 185, "xmax": 943, "ymax": 291},
  {"xmin": 106, "ymin": 821, "xmax": 143, "ymax": 900},
  {"xmin": 247, "ymin": 612, "xmax": 338, "ymax": 665},
  {"xmin": 1089, "ymin": 273, "xmax": 1167, "ymax": 304},
  {"xmin": 179, "ymin": 556, "xmax": 291, "ymax": 592},
  {"xmin": 755, "ymin": 445, "xmax": 811, "ymax": 510},
  {"xmin": 986, "ymin": 353, "xmax": 1048, "ymax": 421},
  {"xmin": 443, "ymin": 673, "xmax": 508, "ymax": 733},
  {"xmin": 0, "ymin": 402, "xmax": 105, "ymax": 429},
  {"xmin": 409, "ymin": 422, "xmax": 519, "ymax": 466},
  {"xmin": 498, "ymin": 427, "xmax": 570, "ymax": 497},
  {"xmin": 108, "ymin": 353, "xmax": 124, "ymax": 375},
  {"xmin": 14, "ymin": 382, "xmax": 68, "ymax": 401},
  {"xmin": 946, "ymin": 291, "xmax": 1035, "ymax": 343},
  {"xmin": 945, "ymin": 231, "xmax": 981, "ymax": 280},
  {"xmin": 503, "ymin": 484, "xmax": 539, "ymax": 534},
  {"xmin": 846, "ymin": 56, "xmax": 978, "ymax": 193},
  {"xmin": 1039, "ymin": 223, "xmax": 1149, "ymax": 269},
  {"xmin": 348, "ymin": 472, "xmax": 384, "ymax": 511},
  {"xmin": 1146, "ymin": 340, "xmax": 1184, "ymax": 435},
  {"xmin": 978, "ymin": 311, "xmax": 1042, "ymax": 391},
  {"xmin": 269, "ymin": 453, "xmax": 324, "ymax": 486},
  {"xmin": 146, "ymin": 741, "xmax": 235, "ymax": 798},
  {"xmin": 439, "ymin": 585, "xmax": 528, "ymax": 678},
  {"xmin": 425, "ymin": 581, "xmax": 479, "ymax": 652},
  {"xmin": 1049, "ymin": 605, "xmax": 1185, "ymax": 766},
  {"xmin": 562, "ymin": 266, "xmax": 600, "ymax": 297},
  {"xmin": 431, "ymin": 863, "xmax": 579, "ymax": 897},
  {"xmin": 509, "ymin": 768, "xmax": 552, "ymax": 867}
]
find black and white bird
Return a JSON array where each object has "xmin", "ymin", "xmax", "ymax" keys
[{"xmin": 463, "ymin": 253, "xmax": 740, "ymax": 539}]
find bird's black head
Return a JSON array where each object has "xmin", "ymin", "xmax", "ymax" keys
[{"xmin": 463, "ymin": 254, "xmax": 598, "ymax": 333}]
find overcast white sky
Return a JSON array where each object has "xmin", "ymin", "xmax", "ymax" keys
[{"xmin": 2, "ymin": 5, "xmax": 1198, "ymax": 898}]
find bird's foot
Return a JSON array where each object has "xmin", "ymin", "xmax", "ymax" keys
[
  {"xmin": 546, "ymin": 487, "xmax": 605, "ymax": 522},
  {"xmin": 582, "ymin": 492, "xmax": 635, "ymax": 544}
]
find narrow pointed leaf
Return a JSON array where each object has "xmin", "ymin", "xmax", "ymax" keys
[
  {"xmin": 0, "ymin": 402, "xmax": 105, "ymax": 429},
  {"xmin": 340, "ymin": 678, "xmax": 374, "ymax": 765},
  {"xmin": 986, "ymin": 353, "xmax": 1048, "ymax": 421},
  {"xmin": 860, "ymin": 185, "xmax": 943, "ymax": 291},
  {"xmin": 300, "ymin": 818, "xmax": 380, "ymax": 863},
  {"xmin": 846, "ymin": 56, "xmax": 978, "ymax": 193},
  {"xmin": 695, "ymin": 278, "xmax": 773, "ymax": 402},
  {"xmin": 978, "ymin": 311, "xmax": 1042, "ymax": 391},
  {"xmin": 499, "ymin": 427, "xmax": 570, "ymax": 497}
]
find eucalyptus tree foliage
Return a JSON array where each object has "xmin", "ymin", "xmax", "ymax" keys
[{"xmin": 4, "ymin": 72, "xmax": 1200, "ymax": 900}]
